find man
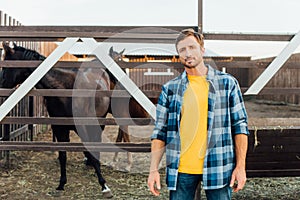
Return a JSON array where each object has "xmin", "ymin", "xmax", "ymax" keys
[{"xmin": 147, "ymin": 28, "xmax": 249, "ymax": 200}]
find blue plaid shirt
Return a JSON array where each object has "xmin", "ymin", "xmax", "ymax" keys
[{"xmin": 151, "ymin": 65, "xmax": 249, "ymax": 190}]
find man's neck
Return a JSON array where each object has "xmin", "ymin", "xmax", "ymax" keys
[{"xmin": 185, "ymin": 63, "xmax": 207, "ymax": 76}]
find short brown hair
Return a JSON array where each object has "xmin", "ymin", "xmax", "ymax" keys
[{"xmin": 175, "ymin": 28, "xmax": 204, "ymax": 51}]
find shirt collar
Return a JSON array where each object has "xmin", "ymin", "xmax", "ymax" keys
[
  {"xmin": 206, "ymin": 64, "xmax": 216, "ymax": 81},
  {"xmin": 181, "ymin": 64, "xmax": 215, "ymax": 82}
]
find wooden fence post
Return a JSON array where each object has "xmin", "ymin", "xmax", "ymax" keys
[{"xmin": 28, "ymin": 97, "xmax": 34, "ymax": 141}]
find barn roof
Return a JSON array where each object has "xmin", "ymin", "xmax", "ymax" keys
[{"xmin": 65, "ymin": 42, "xmax": 222, "ymax": 57}]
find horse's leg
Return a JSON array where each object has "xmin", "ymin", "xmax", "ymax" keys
[
  {"xmin": 83, "ymin": 125, "xmax": 106, "ymax": 166},
  {"xmin": 57, "ymin": 150, "xmax": 67, "ymax": 190},
  {"xmin": 81, "ymin": 125, "xmax": 113, "ymax": 198},
  {"xmin": 83, "ymin": 151, "xmax": 93, "ymax": 166},
  {"xmin": 115, "ymin": 125, "xmax": 132, "ymax": 172},
  {"xmin": 112, "ymin": 127, "xmax": 123, "ymax": 165},
  {"xmin": 52, "ymin": 126, "xmax": 69, "ymax": 190}
]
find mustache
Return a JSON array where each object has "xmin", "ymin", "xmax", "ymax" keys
[{"xmin": 184, "ymin": 57, "xmax": 193, "ymax": 61}]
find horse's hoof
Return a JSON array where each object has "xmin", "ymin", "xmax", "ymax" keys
[
  {"xmin": 56, "ymin": 185, "xmax": 64, "ymax": 191},
  {"xmin": 102, "ymin": 184, "xmax": 113, "ymax": 198},
  {"xmin": 125, "ymin": 165, "xmax": 131, "ymax": 173},
  {"xmin": 106, "ymin": 161, "xmax": 117, "ymax": 170},
  {"xmin": 47, "ymin": 190, "xmax": 63, "ymax": 197},
  {"xmin": 117, "ymin": 165, "xmax": 131, "ymax": 173}
]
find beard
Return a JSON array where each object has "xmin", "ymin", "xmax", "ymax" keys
[
  {"xmin": 183, "ymin": 59, "xmax": 197, "ymax": 69},
  {"xmin": 180, "ymin": 55, "xmax": 203, "ymax": 69},
  {"xmin": 184, "ymin": 64, "xmax": 197, "ymax": 69}
]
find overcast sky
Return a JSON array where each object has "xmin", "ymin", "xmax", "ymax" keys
[
  {"xmin": 1, "ymin": 0, "xmax": 300, "ymax": 58},
  {"xmin": 1, "ymin": 0, "xmax": 299, "ymax": 33}
]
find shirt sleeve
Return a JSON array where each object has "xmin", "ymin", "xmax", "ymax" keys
[
  {"xmin": 151, "ymin": 85, "xmax": 169, "ymax": 142},
  {"xmin": 229, "ymin": 78, "xmax": 249, "ymax": 135}
]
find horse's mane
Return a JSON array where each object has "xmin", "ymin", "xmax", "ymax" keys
[{"xmin": 14, "ymin": 45, "xmax": 46, "ymax": 61}]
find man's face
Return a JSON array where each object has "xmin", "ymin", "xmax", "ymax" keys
[{"xmin": 176, "ymin": 35, "xmax": 204, "ymax": 69}]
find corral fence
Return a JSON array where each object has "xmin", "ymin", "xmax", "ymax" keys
[
  {"xmin": 0, "ymin": 25, "xmax": 299, "ymax": 178},
  {"xmin": 0, "ymin": 11, "xmax": 78, "ymax": 164},
  {"xmin": 0, "ymin": 11, "xmax": 50, "ymax": 164}
]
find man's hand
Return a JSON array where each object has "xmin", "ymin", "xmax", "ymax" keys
[
  {"xmin": 230, "ymin": 167, "xmax": 246, "ymax": 192},
  {"xmin": 231, "ymin": 134, "xmax": 248, "ymax": 192},
  {"xmin": 148, "ymin": 139, "xmax": 165, "ymax": 196},
  {"xmin": 147, "ymin": 170, "xmax": 161, "ymax": 196}
]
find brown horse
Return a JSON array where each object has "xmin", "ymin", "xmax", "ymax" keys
[
  {"xmin": 0, "ymin": 42, "xmax": 158, "ymax": 197},
  {"xmin": 107, "ymin": 47, "xmax": 159, "ymax": 172},
  {"xmin": 0, "ymin": 43, "xmax": 116, "ymax": 197}
]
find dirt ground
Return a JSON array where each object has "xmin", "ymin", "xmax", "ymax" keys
[
  {"xmin": 0, "ymin": 99, "xmax": 300, "ymax": 199},
  {"xmin": 245, "ymin": 98, "xmax": 300, "ymax": 118}
]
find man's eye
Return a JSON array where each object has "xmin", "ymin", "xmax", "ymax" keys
[{"xmin": 179, "ymin": 49, "xmax": 185, "ymax": 53}]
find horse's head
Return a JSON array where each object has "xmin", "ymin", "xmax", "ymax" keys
[
  {"xmin": 2, "ymin": 42, "xmax": 24, "ymax": 60},
  {"xmin": 2, "ymin": 42, "xmax": 46, "ymax": 61},
  {"xmin": 105, "ymin": 47, "xmax": 126, "ymax": 87},
  {"xmin": 109, "ymin": 46, "xmax": 125, "ymax": 62},
  {"xmin": 0, "ymin": 42, "xmax": 45, "ymax": 88}
]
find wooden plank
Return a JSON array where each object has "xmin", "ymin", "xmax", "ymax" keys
[
  {"xmin": 248, "ymin": 117, "xmax": 300, "ymax": 127},
  {"xmin": 246, "ymin": 153, "xmax": 300, "ymax": 162},
  {"xmin": 246, "ymin": 162, "xmax": 300, "ymax": 170},
  {"xmin": 247, "ymin": 169, "xmax": 300, "ymax": 177},
  {"xmin": 0, "ymin": 26, "xmax": 186, "ymax": 33},
  {"xmin": 0, "ymin": 11, "xmax": 2, "ymax": 26},
  {"xmin": 0, "ymin": 89, "xmax": 160, "ymax": 97},
  {"xmin": 211, "ymin": 60, "xmax": 300, "ymax": 69},
  {"xmin": 247, "ymin": 146, "xmax": 299, "ymax": 153},
  {"xmin": 198, "ymin": 0, "xmax": 203, "ymax": 33},
  {"xmin": 249, "ymin": 137, "xmax": 296, "ymax": 145},
  {"xmin": 1, "ymin": 60, "xmax": 300, "ymax": 70},
  {"xmin": 204, "ymin": 33, "xmax": 294, "ymax": 41},
  {"xmin": 249, "ymin": 129, "xmax": 300, "ymax": 137},
  {"xmin": 8, "ymin": 125, "xmax": 28, "ymax": 139},
  {"xmin": 0, "ymin": 117, "xmax": 154, "ymax": 125},
  {"xmin": 0, "ymin": 26, "xmax": 185, "ymax": 43},
  {"xmin": 1, "ymin": 88, "xmax": 300, "ymax": 98},
  {"xmin": 0, "ymin": 141, "xmax": 151, "ymax": 152},
  {"xmin": 248, "ymin": 139, "xmax": 300, "ymax": 148},
  {"xmin": 1, "ymin": 116, "xmax": 300, "ymax": 128},
  {"xmin": 0, "ymin": 141, "xmax": 150, "ymax": 146},
  {"xmin": 241, "ymin": 88, "xmax": 300, "ymax": 95},
  {"xmin": 0, "ymin": 61, "xmax": 102, "ymax": 68},
  {"xmin": 0, "ymin": 26, "xmax": 294, "ymax": 42}
]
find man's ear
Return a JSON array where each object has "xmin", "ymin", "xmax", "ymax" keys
[{"xmin": 201, "ymin": 47, "xmax": 205, "ymax": 54}]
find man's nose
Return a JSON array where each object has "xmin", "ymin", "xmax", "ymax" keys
[{"xmin": 185, "ymin": 49, "xmax": 192, "ymax": 57}]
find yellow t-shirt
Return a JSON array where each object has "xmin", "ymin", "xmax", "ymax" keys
[{"xmin": 178, "ymin": 74, "xmax": 209, "ymax": 174}]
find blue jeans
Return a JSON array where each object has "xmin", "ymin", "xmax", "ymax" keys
[{"xmin": 169, "ymin": 173, "xmax": 232, "ymax": 200}]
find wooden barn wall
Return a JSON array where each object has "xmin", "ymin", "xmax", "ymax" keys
[
  {"xmin": 39, "ymin": 42, "xmax": 78, "ymax": 61},
  {"xmin": 129, "ymin": 68, "xmax": 183, "ymax": 90},
  {"xmin": 248, "ymin": 58, "xmax": 300, "ymax": 105},
  {"xmin": 226, "ymin": 68, "xmax": 249, "ymax": 88}
]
